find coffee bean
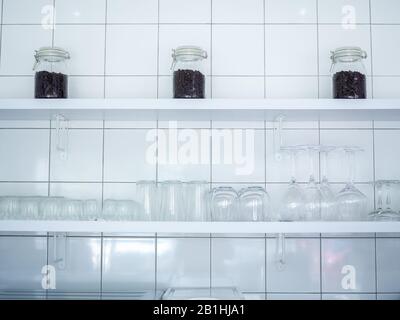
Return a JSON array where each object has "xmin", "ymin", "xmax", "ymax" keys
[
  {"xmin": 173, "ymin": 69, "xmax": 205, "ymax": 99},
  {"xmin": 35, "ymin": 71, "xmax": 68, "ymax": 99},
  {"xmin": 333, "ymin": 71, "xmax": 366, "ymax": 99}
]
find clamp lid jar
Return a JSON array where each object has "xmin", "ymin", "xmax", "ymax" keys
[
  {"xmin": 33, "ymin": 47, "xmax": 70, "ymax": 99},
  {"xmin": 330, "ymin": 46, "xmax": 367, "ymax": 99},
  {"xmin": 171, "ymin": 46, "xmax": 207, "ymax": 99}
]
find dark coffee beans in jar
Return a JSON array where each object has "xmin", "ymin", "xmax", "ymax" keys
[
  {"xmin": 333, "ymin": 70, "xmax": 366, "ymax": 99},
  {"xmin": 35, "ymin": 71, "xmax": 68, "ymax": 99},
  {"xmin": 173, "ymin": 69, "xmax": 205, "ymax": 99}
]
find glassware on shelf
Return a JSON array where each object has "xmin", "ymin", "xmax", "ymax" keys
[
  {"xmin": 369, "ymin": 180, "xmax": 400, "ymax": 221},
  {"xmin": 33, "ymin": 47, "xmax": 70, "ymax": 99},
  {"xmin": 210, "ymin": 187, "xmax": 238, "ymax": 221},
  {"xmin": 39, "ymin": 197, "xmax": 64, "ymax": 220},
  {"xmin": 330, "ymin": 47, "xmax": 367, "ymax": 99},
  {"xmin": 171, "ymin": 46, "xmax": 207, "ymax": 99},
  {"xmin": 279, "ymin": 146, "xmax": 306, "ymax": 221},
  {"xmin": 82, "ymin": 200, "xmax": 101, "ymax": 221},
  {"xmin": 319, "ymin": 146, "xmax": 338, "ymax": 221},
  {"xmin": 19, "ymin": 197, "xmax": 40, "ymax": 220},
  {"xmin": 0, "ymin": 196, "xmax": 20, "ymax": 220},
  {"xmin": 184, "ymin": 181, "xmax": 210, "ymax": 221},
  {"xmin": 61, "ymin": 199, "xmax": 83, "ymax": 220},
  {"xmin": 159, "ymin": 181, "xmax": 185, "ymax": 221},
  {"xmin": 238, "ymin": 186, "xmax": 271, "ymax": 221},
  {"xmin": 102, "ymin": 199, "xmax": 138, "ymax": 221},
  {"xmin": 136, "ymin": 180, "xmax": 158, "ymax": 221},
  {"xmin": 335, "ymin": 146, "xmax": 368, "ymax": 221}
]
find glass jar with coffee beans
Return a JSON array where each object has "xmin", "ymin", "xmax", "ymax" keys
[
  {"xmin": 171, "ymin": 46, "xmax": 207, "ymax": 99},
  {"xmin": 330, "ymin": 47, "xmax": 367, "ymax": 99},
  {"xmin": 33, "ymin": 47, "xmax": 70, "ymax": 99}
]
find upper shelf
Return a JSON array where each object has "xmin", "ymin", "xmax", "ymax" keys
[{"xmin": 0, "ymin": 98, "xmax": 400, "ymax": 121}]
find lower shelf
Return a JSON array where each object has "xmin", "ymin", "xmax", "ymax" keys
[{"xmin": 0, "ymin": 221, "xmax": 399, "ymax": 234}]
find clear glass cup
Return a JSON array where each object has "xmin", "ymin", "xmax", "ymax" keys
[
  {"xmin": 159, "ymin": 181, "xmax": 185, "ymax": 221},
  {"xmin": 210, "ymin": 187, "xmax": 238, "ymax": 221},
  {"xmin": 39, "ymin": 197, "xmax": 63, "ymax": 220},
  {"xmin": 82, "ymin": 199, "xmax": 101, "ymax": 221},
  {"xmin": 369, "ymin": 180, "xmax": 400, "ymax": 221},
  {"xmin": 136, "ymin": 180, "xmax": 158, "ymax": 221},
  {"xmin": 238, "ymin": 186, "xmax": 271, "ymax": 221},
  {"xmin": 336, "ymin": 146, "xmax": 368, "ymax": 221},
  {"xmin": 61, "ymin": 199, "xmax": 83, "ymax": 220},
  {"xmin": 19, "ymin": 197, "xmax": 40, "ymax": 220},
  {"xmin": 102, "ymin": 199, "xmax": 138, "ymax": 221},
  {"xmin": 320, "ymin": 146, "xmax": 338, "ymax": 221},
  {"xmin": 184, "ymin": 181, "xmax": 210, "ymax": 221},
  {"xmin": 280, "ymin": 146, "xmax": 307, "ymax": 221},
  {"xmin": 0, "ymin": 196, "xmax": 20, "ymax": 220}
]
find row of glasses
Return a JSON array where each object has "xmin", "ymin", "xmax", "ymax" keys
[
  {"xmin": 210, "ymin": 186, "xmax": 271, "ymax": 221},
  {"xmin": 369, "ymin": 180, "xmax": 400, "ymax": 221},
  {"xmin": 280, "ymin": 145, "xmax": 368, "ymax": 221}
]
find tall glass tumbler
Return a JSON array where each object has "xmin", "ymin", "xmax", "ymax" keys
[
  {"xmin": 159, "ymin": 181, "xmax": 184, "ymax": 221},
  {"xmin": 185, "ymin": 181, "xmax": 210, "ymax": 221},
  {"xmin": 238, "ymin": 186, "xmax": 271, "ymax": 221},
  {"xmin": 136, "ymin": 181, "xmax": 158, "ymax": 221},
  {"xmin": 210, "ymin": 187, "xmax": 238, "ymax": 221}
]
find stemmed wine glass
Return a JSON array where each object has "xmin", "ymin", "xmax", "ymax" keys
[
  {"xmin": 320, "ymin": 145, "xmax": 337, "ymax": 221},
  {"xmin": 335, "ymin": 146, "xmax": 368, "ymax": 221},
  {"xmin": 369, "ymin": 180, "xmax": 400, "ymax": 221},
  {"xmin": 280, "ymin": 146, "xmax": 307, "ymax": 221}
]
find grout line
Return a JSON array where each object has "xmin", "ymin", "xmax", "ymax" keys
[
  {"xmin": 101, "ymin": 120, "xmax": 105, "ymax": 207},
  {"xmin": 374, "ymin": 234, "xmax": 378, "ymax": 299},
  {"xmin": 45, "ymin": 232, "xmax": 49, "ymax": 300},
  {"xmin": 316, "ymin": 0, "xmax": 320, "ymax": 98},
  {"xmin": 103, "ymin": 0, "xmax": 108, "ymax": 98},
  {"xmin": 263, "ymin": 0, "xmax": 266, "ymax": 98},
  {"xmin": 0, "ymin": 0, "xmax": 4, "ymax": 68},
  {"xmin": 209, "ymin": 235, "xmax": 212, "ymax": 292},
  {"xmin": 100, "ymin": 233, "xmax": 104, "ymax": 299},
  {"xmin": 368, "ymin": 0, "xmax": 374, "ymax": 98},
  {"xmin": 51, "ymin": 0, "xmax": 56, "ymax": 46},
  {"xmin": 47, "ymin": 120, "xmax": 52, "ymax": 196},
  {"xmin": 210, "ymin": 0, "xmax": 213, "ymax": 98},
  {"xmin": 156, "ymin": 0, "xmax": 160, "ymax": 98},
  {"xmin": 155, "ymin": 233, "xmax": 158, "ymax": 294}
]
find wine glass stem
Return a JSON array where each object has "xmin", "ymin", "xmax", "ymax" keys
[
  {"xmin": 322, "ymin": 151, "xmax": 328, "ymax": 182},
  {"xmin": 347, "ymin": 150, "xmax": 355, "ymax": 185},
  {"xmin": 385, "ymin": 184, "xmax": 392, "ymax": 210},
  {"xmin": 308, "ymin": 149, "xmax": 315, "ymax": 182},
  {"xmin": 376, "ymin": 185, "xmax": 383, "ymax": 210},
  {"xmin": 290, "ymin": 151, "xmax": 296, "ymax": 182}
]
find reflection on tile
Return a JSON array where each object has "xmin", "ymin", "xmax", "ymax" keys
[
  {"xmin": 322, "ymin": 294, "xmax": 376, "ymax": 300},
  {"xmin": 267, "ymin": 293, "xmax": 320, "ymax": 300},
  {"xmin": 102, "ymin": 238, "xmax": 155, "ymax": 292},
  {"xmin": 266, "ymin": 238, "xmax": 320, "ymax": 293},
  {"xmin": 157, "ymin": 238, "xmax": 210, "ymax": 290},
  {"xmin": 322, "ymin": 238, "xmax": 375, "ymax": 293},
  {"xmin": 377, "ymin": 294, "xmax": 400, "ymax": 301},
  {"xmin": 211, "ymin": 238, "xmax": 265, "ymax": 292},
  {"xmin": 376, "ymin": 238, "xmax": 400, "ymax": 293}
]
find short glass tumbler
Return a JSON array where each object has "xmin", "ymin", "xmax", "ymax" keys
[
  {"xmin": 159, "ymin": 181, "xmax": 185, "ymax": 221},
  {"xmin": 210, "ymin": 187, "xmax": 238, "ymax": 221},
  {"xmin": 238, "ymin": 187, "xmax": 271, "ymax": 221},
  {"xmin": 185, "ymin": 181, "xmax": 210, "ymax": 221}
]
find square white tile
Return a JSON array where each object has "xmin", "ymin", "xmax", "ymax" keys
[
  {"xmin": 102, "ymin": 238, "xmax": 156, "ymax": 292},
  {"xmin": 69, "ymin": 76, "xmax": 104, "ymax": 98},
  {"xmin": 158, "ymin": 128, "xmax": 211, "ymax": 181},
  {"xmin": 373, "ymin": 77, "xmax": 400, "ymax": 99},
  {"xmin": 318, "ymin": 0, "xmax": 371, "ymax": 24},
  {"xmin": 54, "ymin": 25, "xmax": 105, "ymax": 76},
  {"xmin": 371, "ymin": 0, "xmax": 400, "ymax": 23},
  {"xmin": 212, "ymin": 0, "xmax": 264, "ymax": 23},
  {"xmin": 212, "ymin": 129, "xmax": 265, "ymax": 183},
  {"xmin": 157, "ymin": 238, "xmax": 210, "ymax": 290},
  {"xmin": 107, "ymin": 0, "xmax": 158, "ymax": 23},
  {"xmin": 104, "ymin": 129, "xmax": 157, "ymax": 182},
  {"xmin": 266, "ymin": 25, "xmax": 318, "ymax": 76},
  {"xmin": 374, "ymin": 130, "xmax": 400, "ymax": 180},
  {"xmin": 266, "ymin": 0, "xmax": 317, "ymax": 23},
  {"xmin": 0, "ymin": 236, "xmax": 47, "ymax": 292},
  {"xmin": 372, "ymin": 26, "xmax": 400, "ymax": 76},
  {"xmin": 50, "ymin": 129, "xmax": 103, "ymax": 182},
  {"xmin": 212, "ymin": 77, "xmax": 264, "ymax": 99},
  {"xmin": 0, "ymin": 129, "xmax": 49, "ymax": 181},
  {"xmin": 318, "ymin": 25, "xmax": 372, "ymax": 76},
  {"xmin": 159, "ymin": 0, "xmax": 211, "ymax": 23},
  {"xmin": 106, "ymin": 25, "xmax": 158, "ymax": 76},
  {"xmin": 55, "ymin": 0, "xmax": 106, "ymax": 24},
  {"xmin": 265, "ymin": 76, "xmax": 318, "ymax": 98},
  {"xmin": 105, "ymin": 77, "xmax": 157, "ymax": 98},
  {"xmin": 158, "ymin": 25, "xmax": 211, "ymax": 76},
  {"xmin": 0, "ymin": 182, "xmax": 48, "ymax": 197},
  {"xmin": 3, "ymin": 0, "xmax": 53, "ymax": 24},
  {"xmin": 322, "ymin": 294, "xmax": 376, "ymax": 300},
  {"xmin": 322, "ymin": 238, "xmax": 376, "ymax": 293},
  {"xmin": 377, "ymin": 294, "xmax": 400, "ymax": 300},
  {"xmin": 265, "ymin": 129, "xmax": 319, "ymax": 183},
  {"xmin": 267, "ymin": 293, "xmax": 320, "ymax": 300},
  {"xmin": 49, "ymin": 183, "xmax": 102, "ymax": 200},
  {"xmin": 266, "ymin": 238, "xmax": 321, "ymax": 293},
  {"xmin": 319, "ymin": 129, "xmax": 374, "ymax": 183},
  {"xmin": 48, "ymin": 237, "xmax": 101, "ymax": 293},
  {"xmin": 0, "ymin": 25, "xmax": 52, "ymax": 75},
  {"xmin": 376, "ymin": 238, "xmax": 400, "ymax": 293},
  {"xmin": 0, "ymin": 77, "xmax": 34, "ymax": 98},
  {"xmin": 211, "ymin": 238, "xmax": 265, "ymax": 292},
  {"xmin": 213, "ymin": 25, "xmax": 264, "ymax": 76}
]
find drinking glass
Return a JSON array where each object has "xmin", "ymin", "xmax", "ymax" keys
[
  {"xmin": 82, "ymin": 200, "xmax": 101, "ymax": 221},
  {"xmin": 336, "ymin": 146, "xmax": 368, "ymax": 221},
  {"xmin": 280, "ymin": 146, "xmax": 306, "ymax": 221},
  {"xmin": 136, "ymin": 180, "xmax": 158, "ymax": 221},
  {"xmin": 0, "ymin": 196, "xmax": 19, "ymax": 219},
  {"xmin": 159, "ymin": 181, "xmax": 184, "ymax": 221},
  {"xmin": 369, "ymin": 180, "xmax": 400, "ymax": 221},
  {"xmin": 238, "ymin": 186, "xmax": 271, "ymax": 221},
  {"xmin": 102, "ymin": 199, "xmax": 138, "ymax": 221},
  {"xmin": 320, "ymin": 146, "xmax": 337, "ymax": 221},
  {"xmin": 210, "ymin": 187, "xmax": 238, "ymax": 221},
  {"xmin": 40, "ymin": 197, "xmax": 63, "ymax": 220},
  {"xmin": 19, "ymin": 197, "xmax": 40, "ymax": 220},
  {"xmin": 185, "ymin": 181, "xmax": 210, "ymax": 221},
  {"xmin": 61, "ymin": 199, "xmax": 83, "ymax": 220}
]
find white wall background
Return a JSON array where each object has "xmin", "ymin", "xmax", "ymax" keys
[{"xmin": 0, "ymin": 0, "xmax": 400, "ymax": 300}]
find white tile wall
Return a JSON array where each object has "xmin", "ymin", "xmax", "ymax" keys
[{"xmin": 1, "ymin": 0, "xmax": 400, "ymax": 300}]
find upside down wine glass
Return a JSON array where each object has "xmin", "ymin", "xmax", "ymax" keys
[
  {"xmin": 369, "ymin": 180, "xmax": 400, "ymax": 221},
  {"xmin": 335, "ymin": 146, "xmax": 367, "ymax": 221},
  {"xmin": 320, "ymin": 146, "xmax": 337, "ymax": 221}
]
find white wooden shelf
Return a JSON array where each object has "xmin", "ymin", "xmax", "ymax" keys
[
  {"xmin": 0, "ymin": 221, "xmax": 399, "ymax": 234},
  {"xmin": 0, "ymin": 98, "xmax": 400, "ymax": 121}
]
